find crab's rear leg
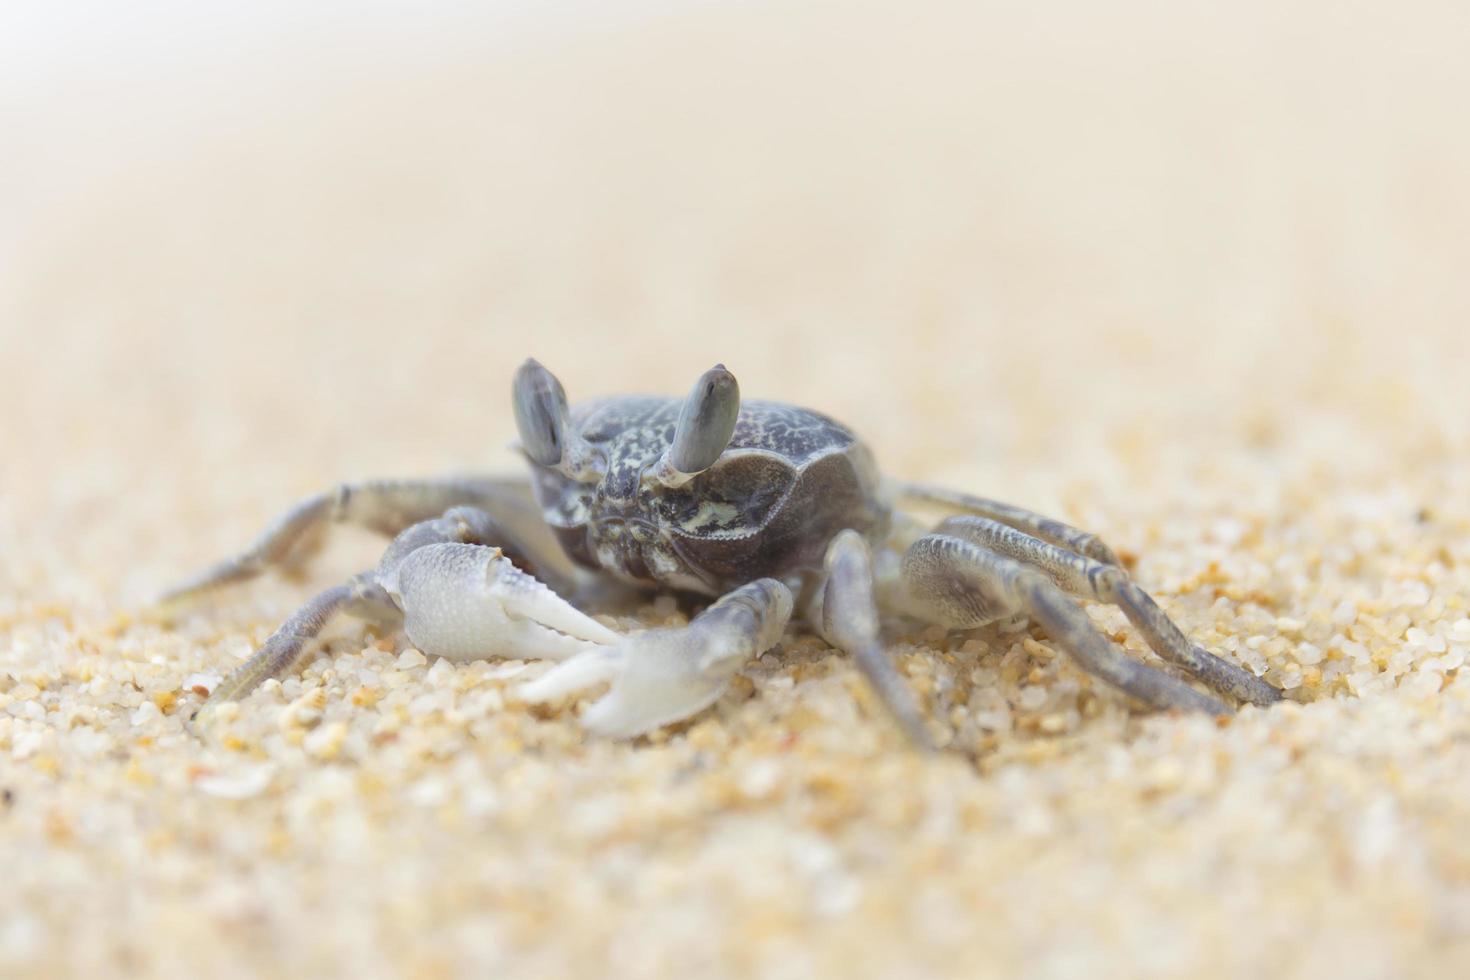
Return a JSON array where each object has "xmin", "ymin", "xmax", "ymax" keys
[
  {"xmin": 156, "ymin": 476, "xmax": 562, "ymax": 614},
  {"xmin": 898, "ymin": 533, "xmax": 1232, "ymax": 714},
  {"xmin": 932, "ymin": 515, "xmax": 1281, "ymax": 706},
  {"xmin": 893, "ymin": 481, "xmax": 1123, "ymax": 567}
]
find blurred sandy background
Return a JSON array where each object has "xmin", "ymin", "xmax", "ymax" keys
[{"xmin": 4, "ymin": 1, "xmax": 1470, "ymax": 977}]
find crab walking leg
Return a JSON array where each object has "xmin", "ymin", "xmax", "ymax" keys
[
  {"xmin": 520, "ymin": 579, "xmax": 793, "ymax": 739},
  {"xmin": 893, "ymin": 481, "xmax": 1123, "ymax": 567},
  {"xmin": 901, "ymin": 534, "xmax": 1230, "ymax": 714},
  {"xmin": 933, "ymin": 515, "xmax": 1281, "ymax": 706},
  {"xmin": 811, "ymin": 530, "xmax": 935, "ymax": 749},
  {"xmin": 197, "ymin": 572, "xmax": 396, "ymax": 717},
  {"xmin": 157, "ymin": 476, "xmax": 562, "ymax": 612}
]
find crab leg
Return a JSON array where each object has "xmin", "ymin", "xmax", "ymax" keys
[
  {"xmin": 931, "ymin": 515, "xmax": 1280, "ymax": 706},
  {"xmin": 894, "ymin": 481, "xmax": 1123, "ymax": 567},
  {"xmin": 156, "ymin": 476, "xmax": 565, "ymax": 614},
  {"xmin": 810, "ymin": 530, "xmax": 935, "ymax": 749},
  {"xmin": 899, "ymin": 533, "xmax": 1231, "ymax": 714},
  {"xmin": 197, "ymin": 573, "xmax": 397, "ymax": 714}
]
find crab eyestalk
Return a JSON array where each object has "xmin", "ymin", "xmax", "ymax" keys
[
  {"xmin": 649, "ymin": 364, "xmax": 741, "ymax": 488},
  {"xmin": 513, "ymin": 358, "xmax": 602, "ymax": 481}
]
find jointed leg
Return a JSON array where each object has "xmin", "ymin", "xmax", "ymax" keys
[
  {"xmin": 901, "ymin": 533, "xmax": 1231, "ymax": 714},
  {"xmin": 158, "ymin": 476, "xmax": 564, "ymax": 611},
  {"xmin": 894, "ymin": 481, "xmax": 1122, "ymax": 566},
  {"xmin": 810, "ymin": 530, "xmax": 934, "ymax": 749},
  {"xmin": 933, "ymin": 515, "xmax": 1280, "ymax": 706},
  {"xmin": 194, "ymin": 504, "xmax": 586, "ymax": 721},
  {"xmin": 198, "ymin": 572, "xmax": 396, "ymax": 715}
]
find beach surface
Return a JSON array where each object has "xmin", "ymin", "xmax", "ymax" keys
[{"xmin": 3, "ymin": 3, "xmax": 1470, "ymax": 976}]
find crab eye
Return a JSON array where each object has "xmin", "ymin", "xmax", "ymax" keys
[
  {"xmin": 647, "ymin": 364, "xmax": 742, "ymax": 489},
  {"xmin": 668, "ymin": 364, "xmax": 740, "ymax": 476},
  {"xmin": 513, "ymin": 359, "xmax": 570, "ymax": 467}
]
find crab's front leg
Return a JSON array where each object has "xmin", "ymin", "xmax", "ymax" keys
[
  {"xmin": 155, "ymin": 475, "xmax": 570, "ymax": 616},
  {"xmin": 519, "ymin": 579, "xmax": 793, "ymax": 738},
  {"xmin": 194, "ymin": 506, "xmax": 615, "ymax": 725}
]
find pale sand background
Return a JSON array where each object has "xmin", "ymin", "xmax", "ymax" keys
[{"xmin": 4, "ymin": 2, "xmax": 1470, "ymax": 977}]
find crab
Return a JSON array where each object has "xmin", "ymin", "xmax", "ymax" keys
[{"xmin": 162, "ymin": 359, "xmax": 1281, "ymax": 745}]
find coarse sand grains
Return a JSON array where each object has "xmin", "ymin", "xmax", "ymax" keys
[{"xmin": 5, "ymin": 3, "xmax": 1470, "ymax": 977}]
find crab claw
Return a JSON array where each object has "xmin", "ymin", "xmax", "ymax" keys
[
  {"xmin": 519, "ymin": 579, "xmax": 792, "ymax": 738},
  {"xmin": 518, "ymin": 628, "xmax": 739, "ymax": 738},
  {"xmin": 385, "ymin": 543, "xmax": 622, "ymax": 662}
]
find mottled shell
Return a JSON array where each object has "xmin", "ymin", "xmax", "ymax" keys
[{"xmin": 527, "ymin": 397, "xmax": 888, "ymax": 595}]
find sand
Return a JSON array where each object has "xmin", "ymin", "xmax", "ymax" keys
[{"xmin": 4, "ymin": 3, "xmax": 1470, "ymax": 977}]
